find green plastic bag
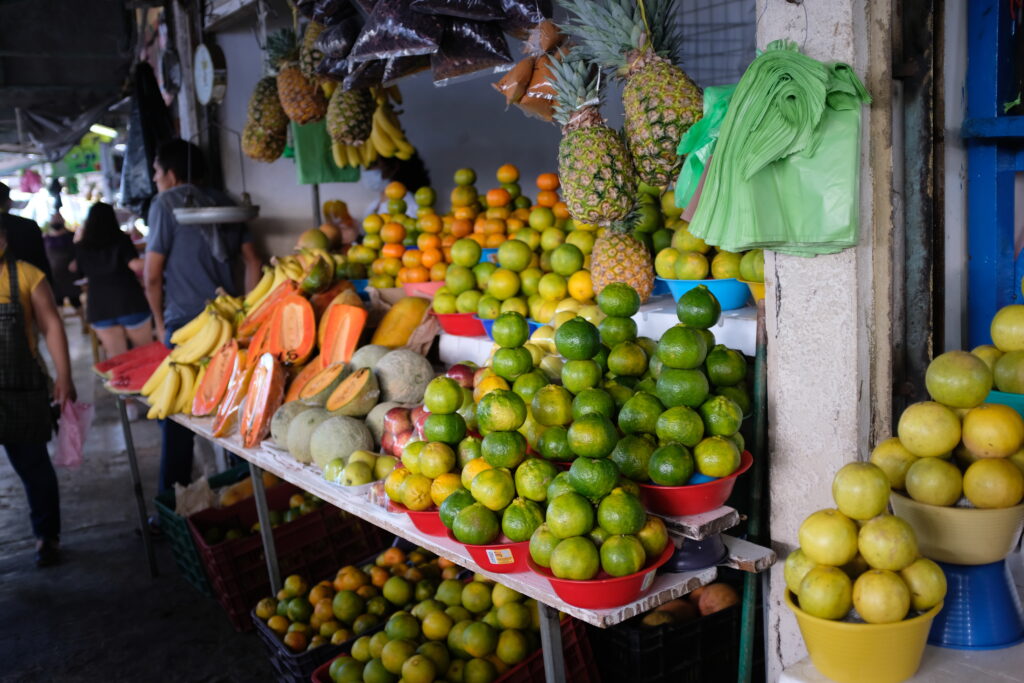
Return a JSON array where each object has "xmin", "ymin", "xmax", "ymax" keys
[
  {"xmin": 675, "ymin": 84, "xmax": 736, "ymax": 210},
  {"xmin": 291, "ymin": 121, "xmax": 360, "ymax": 185},
  {"xmin": 688, "ymin": 41, "xmax": 871, "ymax": 256}
]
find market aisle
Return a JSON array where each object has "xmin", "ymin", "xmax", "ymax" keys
[{"xmin": 0, "ymin": 316, "xmax": 273, "ymax": 681}]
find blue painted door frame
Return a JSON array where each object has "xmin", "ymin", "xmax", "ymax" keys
[{"xmin": 965, "ymin": 0, "xmax": 1024, "ymax": 347}]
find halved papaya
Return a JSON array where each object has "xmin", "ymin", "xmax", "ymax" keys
[
  {"xmin": 299, "ymin": 362, "xmax": 351, "ymax": 406},
  {"xmin": 319, "ymin": 303, "xmax": 368, "ymax": 368},
  {"xmin": 239, "ymin": 352, "xmax": 286, "ymax": 448},
  {"xmin": 284, "ymin": 357, "xmax": 322, "ymax": 403},
  {"xmin": 246, "ymin": 320, "xmax": 272, "ymax": 369},
  {"xmin": 310, "ymin": 280, "xmax": 355, "ymax": 320},
  {"xmin": 192, "ymin": 340, "xmax": 238, "ymax": 416},
  {"xmin": 267, "ymin": 294, "xmax": 316, "ymax": 366},
  {"xmin": 237, "ymin": 280, "xmax": 298, "ymax": 341},
  {"xmin": 325, "ymin": 367, "xmax": 380, "ymax": 417},
  {"xmin": 212, "ymin": 354, "xmax": 256, "ymax": 437}
]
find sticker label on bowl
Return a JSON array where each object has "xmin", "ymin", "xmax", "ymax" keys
[
  {"xmin": 640, "ymin": 570, "xmax": 656, "ymax": 592},
  {"xmin": 486, "ymin": 548, "xmax": 515, "ymax": 565}
]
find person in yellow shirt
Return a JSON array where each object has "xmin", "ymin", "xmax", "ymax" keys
[{"xmin": 0, "ymin": 219, "xmax": 76, "ymax": 567}]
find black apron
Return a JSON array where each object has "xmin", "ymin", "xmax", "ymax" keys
[{"xmin": 0, "ymin": 255, "xmax": 54, "ymax": 443}]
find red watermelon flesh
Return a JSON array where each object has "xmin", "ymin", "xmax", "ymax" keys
[
  {"xmin": 107, "ymin": 358, "xmax": 165, "ymax": 395},
  {"xmin": 93, "ymin": 342, "xmax": 168, "ymax": 378}
]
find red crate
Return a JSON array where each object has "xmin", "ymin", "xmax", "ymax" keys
[
  {"xmin": 310, "ymin": 615, "xmax": 599, "ymax": 683},
  {"xmin": 188, "ymin": 482, "xmax": 393, "ymax": 631}
]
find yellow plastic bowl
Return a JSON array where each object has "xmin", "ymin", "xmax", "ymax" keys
[
  {"xmin": 890, "ymin": 492, "xmax": 1024, "ymax": 565},
  {"xmin": 785, "ymin": 591, "xmax": 941, "ymax": 683},
  {"xmin": 738, "ymin": 279, "xmax": 765, "ymax": 301}
]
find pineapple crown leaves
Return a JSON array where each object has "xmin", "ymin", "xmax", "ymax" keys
[
  {"xmin": 558, "ymin": 0, "xmax": 683, "ymax": 75},
  {"xmin": 547, "ymin": 49, "xmax": 604, "ymax": 127},
  {"xmin": 266, "ymin": 28, "xmax": 300, "ymax": 69}
]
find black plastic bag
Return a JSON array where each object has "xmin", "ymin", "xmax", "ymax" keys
[
  {"xmin": 432, "ymin": 19, "xmax": 512, "ymax": 85},
  {"xmin": 295, "ymin": 0, "xmax": 318, "ymax": 17},
  {"xmin": 316, "ymin": 14, "xmax": 363, "ymax": 57},
  {"xmin": 120, "ymin": 63, "xmax": 175, "ymax": 215},
  {"xmin": 410, "ymin": 0, "xmax": 503, "ymax": 21},
  {"xmin": 343, "ymin": 59, "xmax": 387, "ymax": 90},
  {"xmin": 500, "ymin": 0, "xmax": 551, "ymax": 39},
  {"xmin": 347, "ymin": 0, "xmax": 444, "ymax": 63},
  {"xmin": 313, "ymin": 0, "xmax": 359, "ymax": 25},
  {"xmin": 352, "ymin": 0, "xmax": 378, "ymax": 14},
  {"xmin": 384, "ymin": 55, "xmax": 431, "ymax": 85}
]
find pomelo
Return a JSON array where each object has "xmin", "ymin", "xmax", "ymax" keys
[
  {"xmin": 991, "ymin": 304, "xmax": 1024, "ymax": 352},
  {"xmin": 832, "ymin": 462, "xmax": 891, "ymax": 520},
  {"xmin": 896, "ymin": 401, "xmax": 961, "ymax": 458},
  {"xmin": 905, "ymin": 457, "xmax": 962, "ymax": 506},
  {"xmin": 963, "ymin": 458, "xmax": 1024, "ymax": 508},
  {"xmin": 900, "ymin": 557, "xmax": 947, "ymax": 611},
  {"xmin": 858, "ymin": 515, "xmax": 919, "ymax": 571},
  {"xmin": 798, "ymin": 566, "xmax": 852, "ymax": 620},
  {"xmin": 925, "ymin": 350, "xmax": 993, "ymax": 408},
  {"xmin": 853, "ymin": 569, "xmax": 910, "ymax": 624},
  {"xmin": 784, "ymin": 548, "xmax": 818, "ymax": 596},
  {"xmin": 869, "ymin": 438, "xmax": 919, "ymax": 489},
  {"xmin": 962, "ymin": 403, "xmax": 1024, "ymax": 458},
  {"xmin": 798, "ymin": 509, "xmax": 859, "ymax": 566}
]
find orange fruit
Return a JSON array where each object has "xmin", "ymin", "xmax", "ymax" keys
[
  {"xmin": 363, "ymin": 234, "xmax": 383, "ymax": 251},
  {"xmin": 402, "ymin": 250, "xmax": 423, "ymax": 268},
  {"xmin": 469, "ymin": 233, "xmax": 487, "ymax": 246},
  {"xmin": 430, "ymin": 262, "xmax": 447, "ymax": 281},
  {"xmin": 486, "ymin": 207, "xmax": 511, "ymax": 220},
  {"xmin": 485, "ymin": 233, "xmax": 506, "ymax": 247},
  {"xmin": 407, "ymin": 266, "xmax": 430, "ymax": 283},
  {"xmin": 381, "ymin": 222, "xmax": 406, "ymax": 244},
  {"xmin": 454, "ymin": 205, "xmax": 477, "ymax": 221},
  {"xmin": 483, "ymin": 218, "xmax": 506, "ymax": 235},
  {"xmin": 451, "ymin": 186, "xmax": 477, "ymax": 208},
  {"xmin": 497, "ymin": 164, "xmax": 520, "ymax": 183},
  {"xmin": 381, "ymin": 243, "xmax": 405, "ymax": 259},
  {"xmin": 536, "ymin": 173, "xmax": 559, "ymax": 191},
  {"xmin": 536, "ymin": 190, "xmax": 559, "ymax": 208},
  {"xmin": 552, "ymin": 202, "xmax": 570, "ymax": 220},
  {"xmin": 422, "ymin": 248, "xmax": 443, "ymax": 268},
  {"xmin": 385, "ymin": 181, "xmax": 407, "ymax": 200},
  {"xmin": 381, "ymin": 257, "xmax": 401, "ymax": 277},
  {"xmin": 486, "ymin": 188, "xmax": 512, "ymax": 207},
  {"xmin": 441, "ymin": 234, "xmax": 457, "ymax": 247},
  {"xmin": 371, "ymin": 259, "xmax": 387, "ymax": 276},
  {"xmin": 418, "ymin": 233, "xmax": 440, "ymax": 250},
  {"xmin": 418, "ymin": 213, "xmax": 442, "ymax": 234},
  {"xmin": 451, "ymin": 218, "xmax": 473, "ymax": 238}
]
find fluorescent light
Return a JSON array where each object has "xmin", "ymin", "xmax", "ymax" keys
[{"xmin": 89, "ymin": 124, "xmax": 118, "ymax": 138}]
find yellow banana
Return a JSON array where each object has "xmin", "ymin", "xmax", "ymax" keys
[
  {"xmin": 170, "ymin": 313, "xmax": 223, "ymax": 363},
  {"xmin": 141, "ymin": 356, "xmax": 172, "ymax": 397},
  {"xmin": 212, "ymin": 316, "xmax": 233, "ymax": 355},
  {"xmin": 322, "ymin": 81, "xmax": 337, "ymax": 98},
  {"xmin": 147, "ymin": 364, "xmax": 180, "ymax": 420},
  {"xmin": 169, "ymin": 308, "xmax": 210, "ymax": 345},
  {"xmin": 244, "ymin": 267, "xmax": 273, "ymax": 310},
  {"xmin": 395, "ymin": 148, "xmax": 413, "ymax": 161},
  {"xmin": 173, "ymin": 364, "xmax": 196, "ymax": 415},
  {"xmin": 331, "ymin": 142, "xmax": 347, "ymax": 168},
  {"xmin": 282, "ymin": 261, "xmax": 304, "ymax": 281},
  {"xmin": 371, "ymin": 125, "xmax": 397, "ymax": 158},
  {"xmin": 346, "ymin": 144, "xmax": 361, "ymax": 168},
  {"xmin": 375, "ymin": 104, "xmax": 404, "ymax": 138}
]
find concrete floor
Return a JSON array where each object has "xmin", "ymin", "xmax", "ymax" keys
[{"xmin": 0, "ymin": 316, "xmax": 274, "ymax": 682}]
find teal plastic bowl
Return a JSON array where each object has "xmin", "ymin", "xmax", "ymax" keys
[
  {"xmin": 655, "ymin": 277, "xmax": 750, "ymax": 311},
  {"xmin": 987, "ymin": 390, "xmax": 1024, "ymax": 419}
]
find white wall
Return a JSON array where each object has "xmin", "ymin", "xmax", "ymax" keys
[{"xmin": 943, "ymin": 0, "xmax": 967, "ymax": 351}]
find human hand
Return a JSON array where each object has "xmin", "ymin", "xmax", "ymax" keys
[{"xmin": 54, "ymin": 375, "xmax": 77, "ymax": 404}]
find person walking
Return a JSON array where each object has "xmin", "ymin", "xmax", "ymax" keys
[
  {"xmin": 74, "ymin": 203, "xmax": 153, "ymax": 357},
  {"xmin": 43, "ymin": 213, "xmax": 83, "ymax": 323},
  {"xmin": 0, "ymin": 220, "xmax": 76, "ymax": 567},
  {"xmin": 144, "ymin": 140, "xmax": 261, "ymax": 497},
  {"xmin": 0, "ymin": 182, "xmax": 52, "ymax": 282}
]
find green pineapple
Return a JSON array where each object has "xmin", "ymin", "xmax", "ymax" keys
[
  {"xmin": 561, "ymin": 0, "xmax": 703, "ymax": 187},
  {"xmin": 326, "ymin": 87, "xmax": 374, "ymax": 145},
  {"xmin": 299, "ymin": 21, "xmax": 325, "ymax": 80},
  {"xmin": 590, "ymin": 218, "xmax": 655, "ymax": 303},
  {"xmin": 548, "ymin": 53, "xmax": 636, "ymax": 226}
]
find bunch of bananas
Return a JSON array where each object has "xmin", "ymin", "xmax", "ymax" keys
[
  {"xmin": 168, "ymin": 306, "xmax": 235, "ymax": 363},
  {"xmin": 331, "ymin": 88, "xmax": 415, "ymax": 168},
  {"xmin": 141, "ymin": 357, "xmax": 203, "ymax": 419}
]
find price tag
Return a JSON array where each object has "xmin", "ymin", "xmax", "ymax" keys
[
  {"xmin": 486, "ymin": 548, "xmax": 515, "ymax": 565},
  {"xmin": 640, "ymin": 569, "xmax": 656, "ymax": 592}
]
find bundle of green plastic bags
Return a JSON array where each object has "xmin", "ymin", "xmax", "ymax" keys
[{"xmin": 685, "ymin": 40, "xmax": 871, "ymax": 256}]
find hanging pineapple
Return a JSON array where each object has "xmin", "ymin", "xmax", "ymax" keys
[
  {"xmin": 299, "ymin": 21, "xmax": 325, "ymax": 80},
  {"xmin": 549, "ymin": 54, "xmax": 652, "ymax": 301},
  {"xmin": 242, "ymin": 76, "xmax": 288, "ymax": 162},
  {"xmin": 326, "ymin": 87, "xmax": 374, "ymax": 145},
  {"xmin": 267, "ymin": 28, "xmax": 327, "ymax": 125},
  {"xmin": 560, "ymin": 0, "xmax": 703, "ymax": 187}
]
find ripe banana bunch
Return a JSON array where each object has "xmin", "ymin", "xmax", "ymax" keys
[
  {"xmin": 243, "ymin": 265, "xmax": 275, "ymax": 310},
  {"xmin": 296, "ymin": 247, "xmax": 333, "ymax": 271},
  {"xmin": 369, "ymin": 95, "xmax": 415, "ymax": 161},
  {"xmin": 275, "ymin": 255, "xmax": 305, "ymax": 282},
  {"xmin": 209, "ymin": 293, "xmax": 244, "ymax": 320},
  {"xmin": 332, "ymin": 139, "xmax": 378, "ymax": 169},
  {"xmin": 144, "ymin": 361, "xmax": 201, "ymax": 419},
  {"xmin": 169, "ymin": 308, "xmax": 232, "ymax": 364}
]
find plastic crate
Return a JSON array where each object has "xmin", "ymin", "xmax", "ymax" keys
[
  {"xmin": 310, "ymin": 615, "xmax": 599, "ymax": 683},
  {"xmin": 188, "ymin": 483, "xmax": 393, "ymax": 631},
  {"xmin": 153, "ymin": 463, "xmax": 251, "ymax": 597},
  {"xmin": 586, "ymin": 604, "xmax": 741, "ymax": 683}
]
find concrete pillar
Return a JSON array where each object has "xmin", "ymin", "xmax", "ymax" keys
[{"xmin": 756, "ymin": 0, "xmax": 894, "ymax": 678}]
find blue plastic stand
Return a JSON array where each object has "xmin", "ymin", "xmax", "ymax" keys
[{"xmin": 929, "ymin": 559, "xmax": 1024, "ymax": 650}]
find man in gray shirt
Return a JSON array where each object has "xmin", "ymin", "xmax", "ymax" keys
[{"xmin": 144, "ymin": 140, "xmax": 261, "ymax": 496}]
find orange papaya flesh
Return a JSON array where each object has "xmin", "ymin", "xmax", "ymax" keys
[
  {"xmin": 237, "ymin": 281, "xmax": 298, "ymax": 341},
  {"xmin": 309, "ymin": 280, "xmax": 355, "ymax": 320},
  {"xmin": 192, "ymin": 340, "xmax": 238, "ymax": 416},
  {"xmin": 267, "ymin": 294, "xmax": 316, "ymax": 366},
  {"xmin": 284, "ymin": 357, "xmax": 322, "ymax": 402},
  {"xmin": 246, "ymin": 320, "xmax": 272, "ymax": 369},
  {"xmin": 239, "ymin": 353, "xmax": 286, "ymax": 448},
  {"xmin": 319, "ymin": 304, "xmax": 369, "ymax": 368},
  {"xmin": 212, "ymin": 355, "xmax": 256, "ymax": 437}
]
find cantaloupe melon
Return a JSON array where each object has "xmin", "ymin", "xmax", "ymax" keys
[
  {"xmin": 325, "ymin": 367, "xmax": 380, "ymax": 417},
  {"xmin": 366, "ymin": 401, "xmax": 403, "ymax": 444},
  {"xmin": 299, "ymin": 362, "xmax": 350, "ymax": 405},
  {"xmin": 286, "ymin": 407, "xmax": 332, "ymax": 463},
  {"xmin": 309, "ymin": 416, "xmax": 374, "ymax": 470},
  {"xmin": 375, "ymin": 349, "xmax": 435, "ymax": 403},
  {"xmin": 270, "ymin": 401, "xmax": 312, "ymax": 447},
  {"xmin": 350, "ymin": 344, "xmax": 392, "ymax": 370}
]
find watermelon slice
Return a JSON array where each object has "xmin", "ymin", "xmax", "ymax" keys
[
  {"xmin": 106, "ymin": 358, "xmax": 166, "ymax": 395},
  {"xmin": 93, "ymin": 342, "xmax": 169, "ymax": 379}
]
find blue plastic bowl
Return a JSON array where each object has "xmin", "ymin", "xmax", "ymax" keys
[
  {"xmin": 987, "ymin": 390, "xmax": 1024, "ymax": 419},
  {"xmin": 929, "ymin": 559, "xmax": 1024, "ymax": 650},
  {"xmin": 655, "ymin": 277, "xmax": 750, "ymax": 311},
  {"xmin": 479, "ymin": 248, "xmax": 498, "ymax": 264},
  {"xmin": 475, "ymin": 316, "xmax": 541, "ymax": 341},
  {"xmin": 525, "ymin": 318, "xmax": 542, "ymax": 334},
  {"xmin": 651, "ymin": 279, "xmax": 671, "ymax": 297},
  {"xmin": 350, "ymin": 278, "xmax": 370, "ymax": 300}
]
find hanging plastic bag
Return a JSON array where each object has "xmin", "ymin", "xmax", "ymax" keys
[
  {"xmin": 343, "ymin": 59, "xmax": 387, "ymax": 90},
  {"xmin": 410, "ymin": 0, "xmax": 504, "ymax": 21},
  {"xmin": 500, "ymin": 0, "xmax": 551, "ymax": 39},
  {"xmin": 493, "ymin": 56, "xmax": 534, "ymax": 105},
  {"xmin": 675, "ymin": 84, "xmax": 736, "ymax": 210},
  {"xmin": 384, "ymin": 54, "xmax": 431, "ymax": 84},
  {"xmin": 313, "ymin": 0, "xmax": 358, "ymax": 24},
  {"xmin": 54, "ymin": 400, "xmax": 94, "ymax": 469},
  {"xmin": 316, "ymin": 13, "xmax": 363, "ymax": 59},
  {"xmin": 352, "ymin": 0, "xmax": 379, "ymax": 14},
  {"xmin": 514, "ymin": 53, "xmax": 557, "ymax": 121},
  {"xmin": 432, "ymin": 19, "xmax": 513, "ymax": 86},
  {"xmin": 522, "ymin": 19, "xmax": 563, "ymax": 55},
  {"xmin": 347, "ymin": 0, "xmax": 444, "ymax": 63}
]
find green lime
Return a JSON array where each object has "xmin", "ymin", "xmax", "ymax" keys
[
  {"xmin": 635, "ymin": 377, "xmax": 657, "ymax": 394},
  {"xmin": 609, "ymin": 434, "xmax": 657, "ymax": 481},
  {"xmin": 481, "ymin": 430, "xmax": 528, "ymax": 468},
  {"xmin": 597, "ymin": 490, "xmax": 646, "ymax": 535},
  {"xmin": 599, "ymin": 316, "xmax": 638, "ymax": 346},
  {"xmin": 607, "ymin": 341, "xmax": 648, "ymax": 376},
  {"xmin": 656, "ymin": 368, "xmax": 710, "ymax": 408},
  {"xmin": 476, "ymin": 295, "xmax": 501, "ymax": 320},
  {"xmin": 453, "ymin": 503, "xmax": 501, "ymax": 545},
  {"xmin": 592, "ymin": 344, "xmax": 610, "ymax": 372},
  {"xmin": 658, "ymin": 326, "xmax": 709, "ymax": 370},
  {"xmin": 726, "ymin": 431, "xmax": 745, "ymax": 453},
  {"xmin": 589, "ymin": 525, "xmax": 611, "ymax": 547},
  {"xmin": 676, "ymin": 284, "xmax": 721, "ymax": 329},
  {"xmin": 550, "ymin": 244, "xmax": 584, "ymax": 276},
  {"xmin": 440, "ymin": 488, "xmax": 476, "ymax": 529},
  {"xmin": 497, "ymin": 240, "xmax": 533, "ymax": 272},
  {"xmin": 456, "ymin": 290, "xmax": 483, "ymax": 314},
  {"xmin": 424, "ymin": 376, "xmax": 464, "ymax": 414},
  {"xmin": 561, "ymin": 359, "xmax": 602, "ymax": 393},
  {"xmin": 545, "ymin": 492, "xmax": 595, "ymax": 538},
  {"xmin": 550, "ymin": 536, "xmax": 600, "ymax": 580},
  {"xmin": 597, "ymin": 283, "xmax": 641, "ymax": 317},
  {"xmin": 555, "ymin": 317, "xmax": 601, "ymax": 360},
  {"xmin": 652, "ymin": 228, "xmax": 673, "ymax": 253},
  {"xmin": 514, "ymin": 458, "xmax": 558, "ymax": 501},
  {"xmin": 699, "ymin": 395, "xmax": 743, "ymax": 437},
  {"xmin": 492, "ymin": 312, "xmax": 530, "ymax": 348},
  {"xmin": 501, "ymin": 498, "xmax": 545, "ymax": 542},
  {"xmin": 705, "ymin": 345, "xmax": 747, "ymax": 387},
  {"xmin": 567, "ymin": 414, "xmax": 618, "ymax": 458},
  {"xmin": 469, "ymin": 468, "xmax": 516, "ymax": 511},
  {"xmin": 567, "ymin": 457, "xmax": 619, "ymax": 499},
  {"xmin": 605, "ymin": 381, "xmax": 635, "ymax": 409},
  {"xmin": 694, "ymin": 436, "xmax": 741, "ymax": 477},
  {"xmin": 477, "ymin": 390, "xmax": 527, "ymax": 432},
  {"xmin": 655, "ymin": 406, "xmax": 705, "ymax": 447},
  {"xmin": 648, "ymin": 444, "xmax": 695, "ymax": 485},
  {"xmin": 546, "ymin": 471, "xmax": 575, "ymax": 500},
  {"xmin": 424, "ymin": 413, "xmax": 467, "ymax": 445},
  {"xmin": 538, "ymin": 426, "xmax": 573, "ymax": 461},
  {"xmin": 492, "ymin": 347, "xmax": 534, "ymax": 381},
  {"xmin": 617, "ymin": 391, "xmax": 664, "ymax": 434},
  {"xmin": 512, "ymin": 370, "xmax": 547, "ymax": 402},
  {"xmin": 716, "ymin": 385, "xmax": 751, "ymax": 417},
  {"xmin": 572, "ymin": 388, "xmax": 616, "ymax": 421},
  {"xmin": 600, "ymin": 534, "xmax": 646, "ymax": 577},
  {"xmin": 632, "ymin": 202, "xmax": 663, "ymax": 234},
  {"xmin": 458, "ymin": 436, "xmax": 482, "ymax": 468},
  {"xmin": 531, "ymin": 384, "xmax": 574, "ymax": 426},
  {"xmin": 473, "ymin": 262, "xmax": 497, "ymax": 290}
]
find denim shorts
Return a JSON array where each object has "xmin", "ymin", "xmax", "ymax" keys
[{"xmin": 91, "ymin": 311, "xmax": 152, "ymax": 330}]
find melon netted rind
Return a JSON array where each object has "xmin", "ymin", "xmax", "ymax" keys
[
  {"xmin": 309, "ymin": 415, "xmax": 374, "ymax": 470},
  {"xmin": 350, "ymin": 344, "xmax": 392, "ymax": 370},
  {"xmin": 286, "ymin": 407, "xmax": 332, "ymax": 463},
  {"xmin": 270, "ymin": 400, "xmax": 312, "ymax": 447},
  {"xmin": 375, "ymin": 349, "xmax": 435, "ymax": 404},
  {"xmin": 366, "ymin": 401, "xmax": 403, "ymax": 445}
]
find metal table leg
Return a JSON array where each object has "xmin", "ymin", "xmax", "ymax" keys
[
  {"xmin": 538, "ymin": 602, "xmax": 566, "ymax": 683},
  {"xmin": 249, "ymin": 462, "xmax": 281, "ymax": 594},
  {"xmin": 117, "ymin": 395, "xmax": 158, "ymax": 578}
]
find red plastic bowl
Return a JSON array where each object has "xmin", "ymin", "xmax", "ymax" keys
[
  {"xmin": 388, "ymin": 500, "xmax": 447, "ymax": 536},
  {"xmin": 637, "ymin": 451, "xmax": 753, "ymax": 516},
  {"xmin": 403, "ymin": 281, "xmax": 444, "ymax": 298},
  {"xmin": 446, "ymin": 529, "xmax": 531, "ymax": 573},
  {"xmin": 434, "ymin": 312, "xmax": 486, "ymax": 336},
  {"xmin": 527, "ymin": 542, "xmax": 674, "ymax": 609}
]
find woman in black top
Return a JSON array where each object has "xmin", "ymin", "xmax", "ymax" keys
[{"xmin": 74, "ymin": 203, "xmax": 153, "ymax": 356}]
